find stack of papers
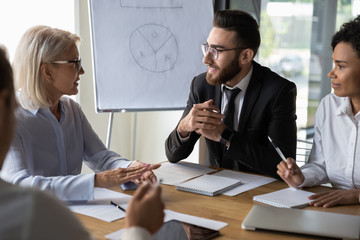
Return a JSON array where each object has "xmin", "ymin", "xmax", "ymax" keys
[
  {"xmin": 68, "ymin": 188, "xmax": 132, "ymax": 222},
  {"xmin": 153, "ymin": 161, "xmax": 215, "ymax": 185},
  {"xmin": 212, "ymin": 170, "xmax": 276, "ymax": 196}
]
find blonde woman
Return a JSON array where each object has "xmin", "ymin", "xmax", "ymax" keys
[{"xmin": 1, "ymin": 26, "xmax": 160, "ymax": 202}]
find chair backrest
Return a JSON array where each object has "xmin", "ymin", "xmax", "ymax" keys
[{"xmin": 296, "ymin": 139, "xmax": 313, "ymax": 166}]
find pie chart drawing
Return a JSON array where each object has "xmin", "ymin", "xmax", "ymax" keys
[{"xmin": 129, "ymin": 24, "xmax": 178, "ymax": 73}]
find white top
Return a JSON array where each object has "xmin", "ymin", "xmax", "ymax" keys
[
  {"xmin": 0, "ymin": 179, "xmax": 93, "ymax": 240},
  {"xmin": 122, "ymin": 227, "xmax": 152, "ymax": 240},
  {"xmin": 0, "ymin": 179, "xmax": 152, "ymax": 240},
  {"xmin": 1, "ymin": 96, "xmax": 130, "ymax": 201},
  {"xmin": 301, "ymin": 93, "xmax": 360, "ymax": 189}
]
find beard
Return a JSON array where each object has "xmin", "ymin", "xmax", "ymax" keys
[{"xmin": 206, "ymin": 55, "xmax": 241, "ymax": 86}]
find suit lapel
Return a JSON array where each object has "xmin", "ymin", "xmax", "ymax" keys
[{"xmin": 238, "ymin": 62, "xmax": 263, "ymax": 133}]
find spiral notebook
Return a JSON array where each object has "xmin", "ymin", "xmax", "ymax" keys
[
  {"xmin": 253, "ymin": 188, "xmax": 313, "ymax": 208},
  {"xmin": 176, "ymin": 174, "xmax": 242, "ymax": 196}
]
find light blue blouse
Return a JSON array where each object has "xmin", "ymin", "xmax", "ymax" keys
[{"xmin": 0, "ymin": 96, "xmax": 130, "ymax": 201}]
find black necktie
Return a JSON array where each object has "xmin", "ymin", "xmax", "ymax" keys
[{"xmin": 223, "ymin": 87, "xmax": 241, "ymax": 130}]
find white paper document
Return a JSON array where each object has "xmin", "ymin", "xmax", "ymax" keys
[
  {"xmin": 163, "ymin": 210, "xmax": 227, "ymax": 230},
  {"xmin": 212, "ymin": 170, "xmax": 276, "ymax": 196},
  {"xmin": 68, "ymin": 188, "xmax": 132, "ymax": 222},
  {"xmin": 105, "ymin": 209, "xmax": 228, "ymax": 239},
  {"xmin": 153, "ymin": 161, "xmax": 216, "ymax": 185}
]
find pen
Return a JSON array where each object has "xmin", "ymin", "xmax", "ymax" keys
[
  {"xmin": 110, "ymin": 201, "xmax": 126, "ymax": 212},
  {"xmin": 204, "ymin": 108, "xmax": 219, "ymax": 113},
  {"xmin": 152, "ymin": 178, "xmax": 163, "ymax": 189},
  {"xmin": 267, "ymin": 136, "xmax": 287, "ymax": 162},
  {"xmin": 268, "ymin": 136, "xmax": 298, "ymax": 190}
]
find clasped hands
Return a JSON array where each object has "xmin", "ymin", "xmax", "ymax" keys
[
  {"xmin": 277, "ymin": 158, "xmax": 360, "ymax": 208},
  {"xmin": 177, "ymin": 99, "xmax": 226, "ymax": 142},
  {"xmin": 94, "ymin": 160, "xmax": 161, "ymax": 188}
]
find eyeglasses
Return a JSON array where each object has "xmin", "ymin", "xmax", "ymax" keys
[
  {"xmin": 201, "ymin": 44, "xmax": 244, "ymax": 60},
  {"xmin": 52, "ymin": 58, "xmax": 82, "ymax": 72}
]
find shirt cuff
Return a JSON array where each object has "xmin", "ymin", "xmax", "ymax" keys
[
  {"xmin": 297, "ymin": 170, "xmax": 313, "ymax": 188},
  {"xmin": 112, "ymin": 159, "xmax": 132, "ymax": 169},
  {"xmin": 121, "ymin": 226, "xmax": 152, "ymax": 240},
  {"xmin": 176, "ymin": 130, "xmax": 190, "ymax": 143}
]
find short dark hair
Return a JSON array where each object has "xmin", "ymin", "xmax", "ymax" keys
[
  {"xmin": 213, "ymin": 10, "xmax": 260, "ymax": 56},
  {"xmin": 0, "ymin": 47, "xmax": 14, "ymax": 105},
  {"xmin": 331, "ymin": 15, "xmax": 360, "ymax": 58}
]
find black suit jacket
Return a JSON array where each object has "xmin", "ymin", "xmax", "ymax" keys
[{"xmin": 165, "ymin": 61, "xmax": 297, "ymax": 178}]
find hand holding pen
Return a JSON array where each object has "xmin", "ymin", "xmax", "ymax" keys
[{"xmin": 268, "ymin": 136, "xmax": 305, "ymax": 188}]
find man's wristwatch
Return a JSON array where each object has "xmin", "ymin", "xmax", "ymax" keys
[{"xmin": 220, "ymin": 128, "xmax": 234, "ymax": 146}]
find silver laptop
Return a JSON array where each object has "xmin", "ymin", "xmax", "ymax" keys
[{"xmin": 242, "ymin": 205, "xmax": 360, "ymax": 240}]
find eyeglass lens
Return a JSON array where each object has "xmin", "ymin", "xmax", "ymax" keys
[
  {"xmin": 201, "ymin": 44, "xmax": 217, "ymax": 60},
  {"xmin": 76, "ymin": 59, "xmax": 82, "ymax": 72}
]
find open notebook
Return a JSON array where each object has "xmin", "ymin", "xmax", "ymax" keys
[
  {"xmin": 253, "ymin": 188, "xmax": 313, "ymax": 208},
  {"xmin": 176, "ymin": 174, "xmax": 242, "ymax": 196}
]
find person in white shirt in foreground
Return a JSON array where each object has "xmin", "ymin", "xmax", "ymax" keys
[{"xmin": 277, "ymin": 15, "xmax": 360, "ymax": 208}]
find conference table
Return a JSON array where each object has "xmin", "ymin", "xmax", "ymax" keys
[{"xmin": 75, "ymin": 169, "xmax": 360, "ymax": 240}]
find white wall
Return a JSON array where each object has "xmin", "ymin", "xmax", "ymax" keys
[{"xmin": 77, "ymin": 0, "xmax": 201, "ymax": 172}]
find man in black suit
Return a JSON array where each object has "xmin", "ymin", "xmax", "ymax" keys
[{"xmin": 165, "ymin": 10, "xmax": 297, "ymax": 179}]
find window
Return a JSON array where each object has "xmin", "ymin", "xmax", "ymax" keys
[
  {"xmin": 229, "ymin": 0, "xmax": 359, "ymax": 164},
  {"xmin": 0, "ymin": 0, "xmax": 77, "ymax": 102},
  {"xmin": 0, "ymin": 0, "xmax": 75, "ymax": 61}
]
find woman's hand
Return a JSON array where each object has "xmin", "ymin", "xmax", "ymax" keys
[
  {"xmin": 94, "ymin": 164, "xmax": 148, "ymax": 188},
  {"xmin": 129, "ymin": 160, "xmax": 161, "ymax": 184},
  {"xmin": 277, "ymin": 157, "xmax": 305, "ymax": 187},
  {"xmin": 309, "ymin": 189, "xmax": 360, "ymax": 208}
]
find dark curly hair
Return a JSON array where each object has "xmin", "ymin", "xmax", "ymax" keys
[
  {"xmin": 331, "ymin": 15, "xmax": 360, "ymax": 58},
  {"xmin": 213, "ymin": 10, "xmax": 260, "ymax": 56}
]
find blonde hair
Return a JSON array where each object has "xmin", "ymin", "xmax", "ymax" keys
[{"xmin": 13, "ymin": 25, "xmax": 80, "ymax": 110}]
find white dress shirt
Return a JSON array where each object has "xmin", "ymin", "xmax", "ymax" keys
[
  {"xmin": 0, "ymin": 179, "xmax": 93, "ymax": 240},
  {"xmin": 301, "ymin": 93, "xmax": 360, "ymax": 189},
  {"xmin": 122, "ymin": 227, "xmax": 152, "ymax": 240},
  {"xmin": 0, "ymin": 179, "xmax": 151, "ymax": 240},
  {"xmin": 1, "ymin": 96, "xmax": 130, "ymax": 201}
]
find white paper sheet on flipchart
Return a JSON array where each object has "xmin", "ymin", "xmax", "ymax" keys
[
  {"xmin": 105, "ymin": 209, "xmax": 228, "ymax": 240},
  {"xmin": 68, "ymin": 188, "xmax": 132, "ymax": 222},
  {"xmin": 212, "ymin": 170, "xmax": 276, "ymax": 196},
  {"xmin": 153, "ymin": 162, "xmax": 216, "ymax": 185}
]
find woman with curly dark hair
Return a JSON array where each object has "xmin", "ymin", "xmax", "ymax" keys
[{"xmin": 278, "ymin": 16, "xmax": 360, "ymax": 208}]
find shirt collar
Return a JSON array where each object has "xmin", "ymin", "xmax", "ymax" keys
[
  {"xmin": 221, "ymin": 65, "xmax": 253, "ymax": 92},
  {"xmin": 336, "ymin": 97, "xmax": 352, "ymax": 116},
  {"xmin": 27, "ymin": 99, "xmax": 65, "ymax": 116}
]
